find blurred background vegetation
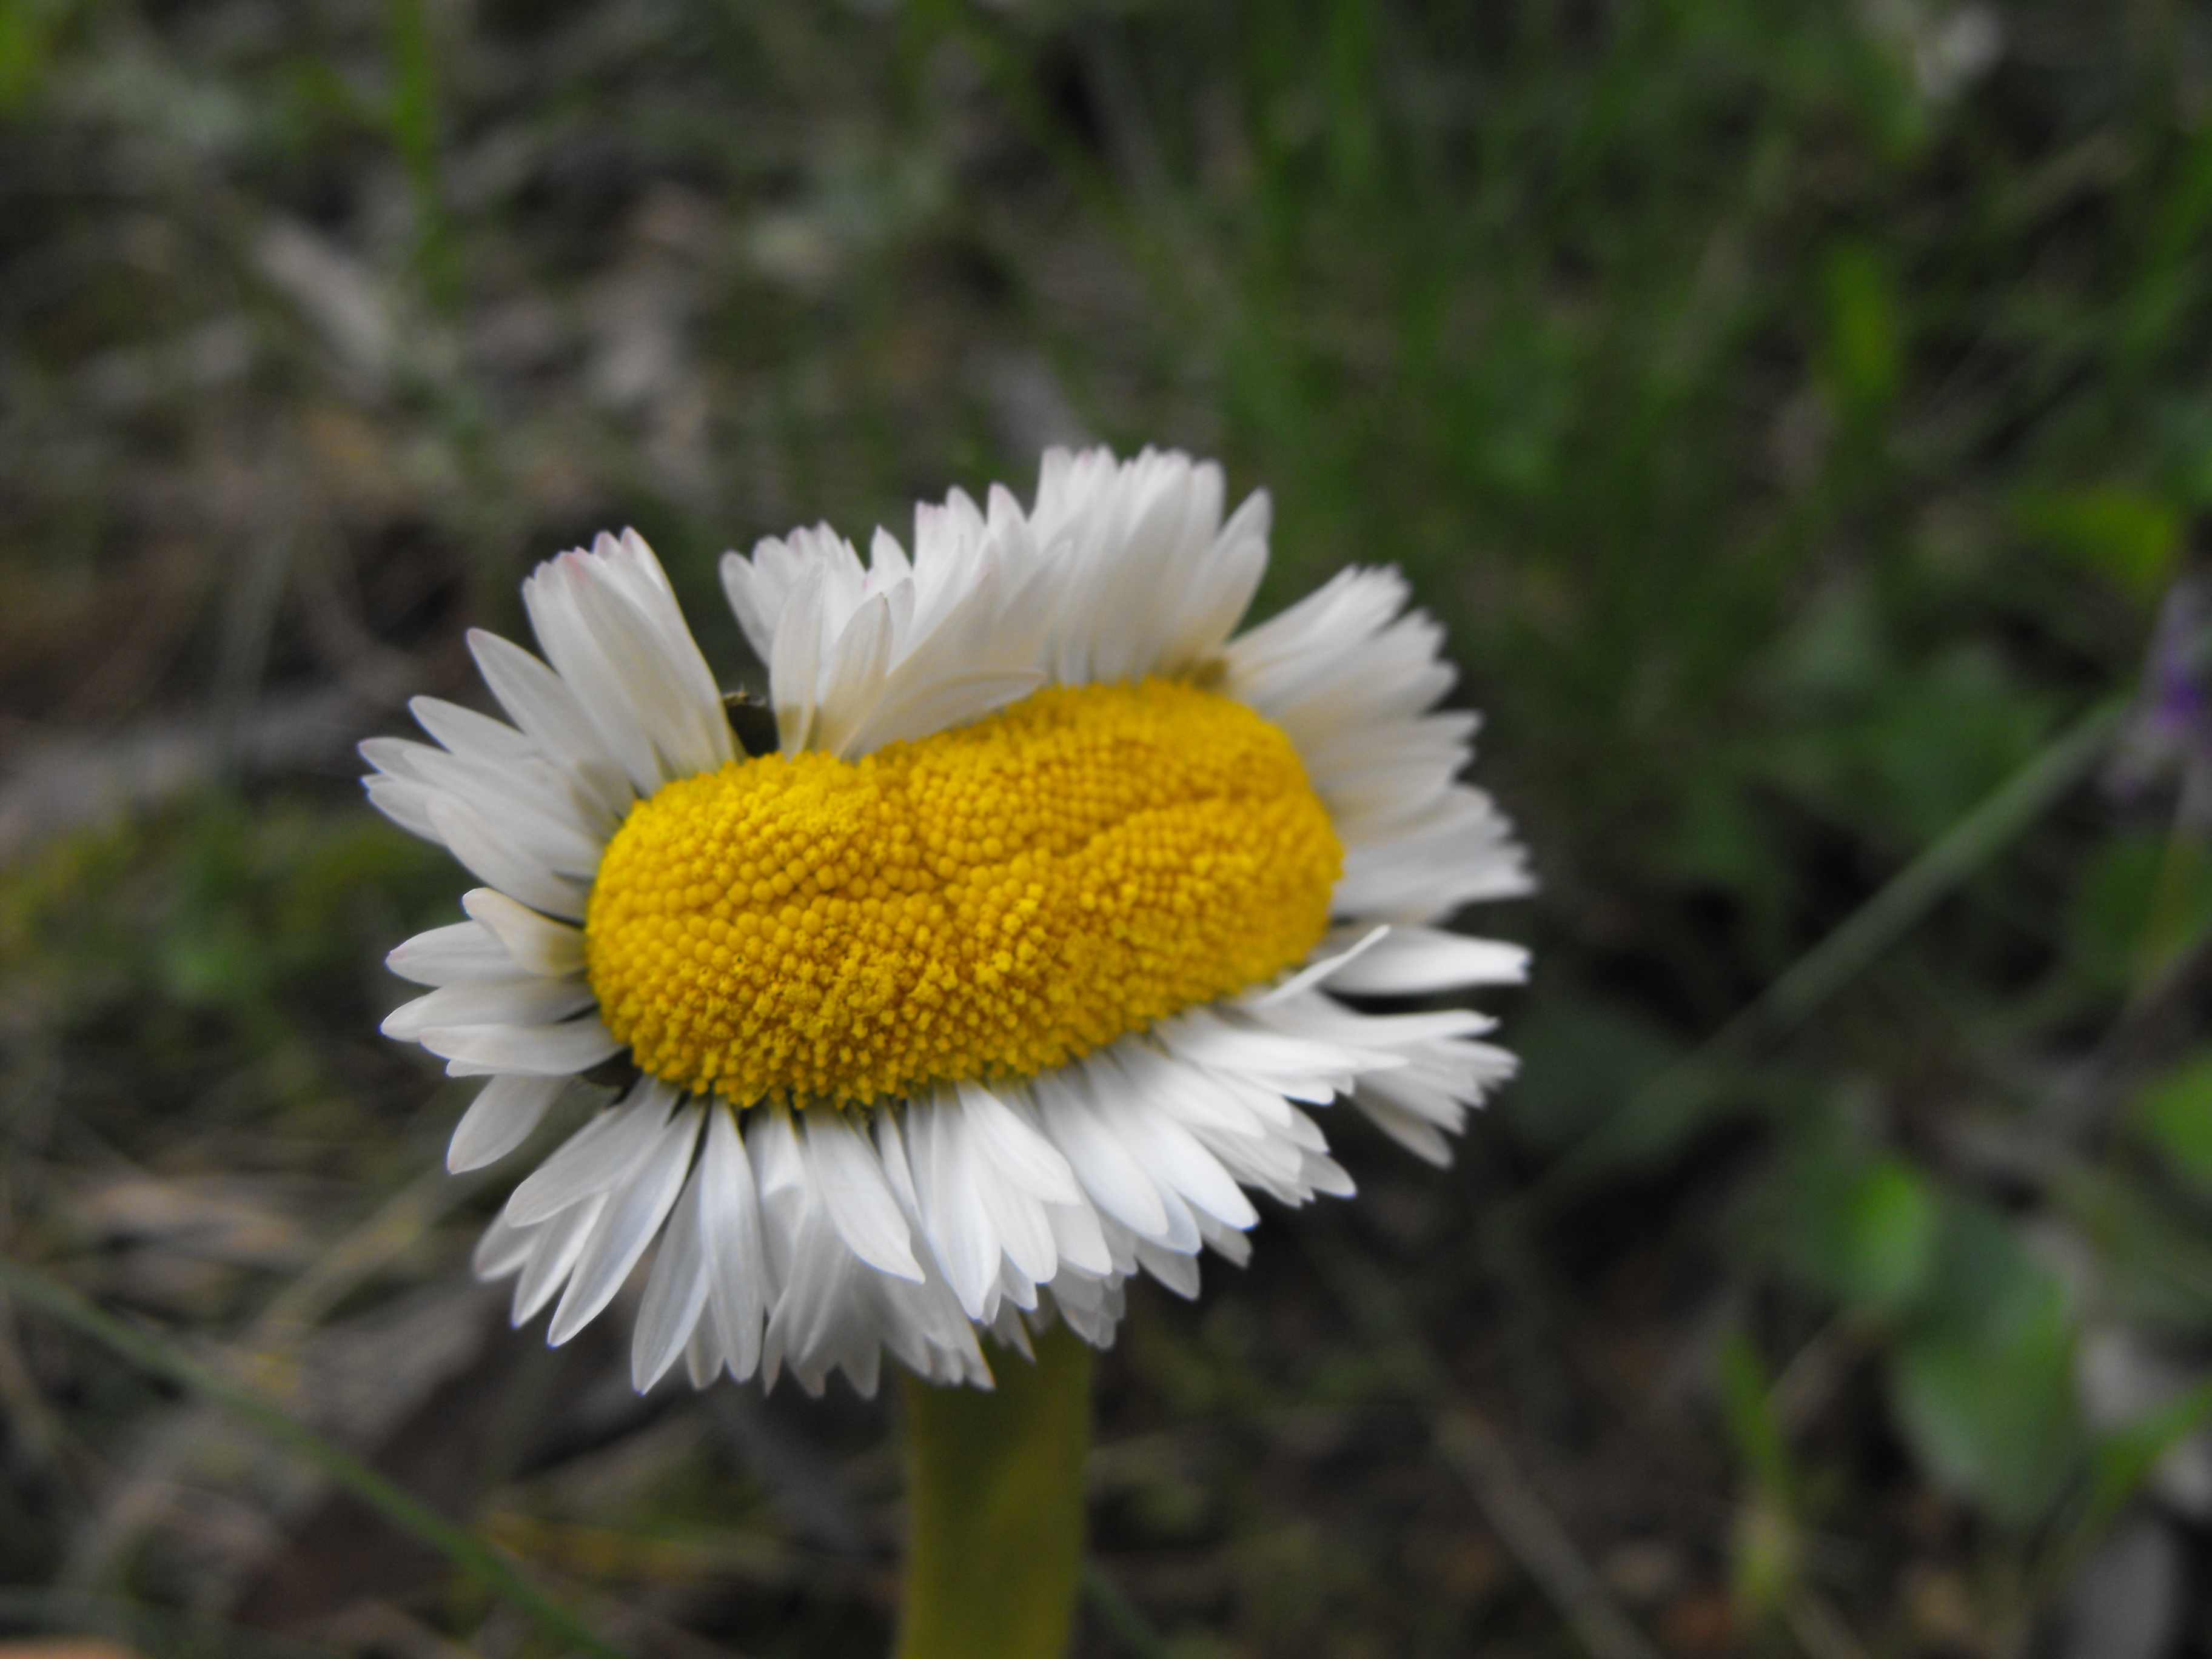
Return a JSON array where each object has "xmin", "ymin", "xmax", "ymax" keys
[{"xmin": 5, "ymin": 0, "xmax": 2212, "ymax": 1654}]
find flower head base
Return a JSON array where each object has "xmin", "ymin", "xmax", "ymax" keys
[
  {"xmin": 365, "ymin": 448, "xmax": 1530, "ymax": 1396},
  {"xmin": 587, "ymin": 679, "xmax": 1341, "ymax": 1108}
]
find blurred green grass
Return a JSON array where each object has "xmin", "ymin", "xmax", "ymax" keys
[{"xmin": 7, "ymin": 1, "xmax": 2212, "ymax": 1655}]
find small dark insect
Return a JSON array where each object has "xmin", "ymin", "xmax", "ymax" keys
[
  {"xmin": 723, "ymin": 688, "xmax": 780, "ymax": 758},
  {"xmin": 581, "ymin": 1056, "xmax": 637, "ymax": 1088}
]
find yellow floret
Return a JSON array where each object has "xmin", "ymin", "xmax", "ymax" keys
[{"xmin": 583, "ymin": 679, "xmax": 1342, "ymax": 1108}]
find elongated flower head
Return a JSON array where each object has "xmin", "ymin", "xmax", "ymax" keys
[{"xmin": 366, "ymin": 447, "xmax": 1530, "ymax": 1395}]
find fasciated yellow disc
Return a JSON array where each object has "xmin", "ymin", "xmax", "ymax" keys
[{"xmin": 584, "ymin": 679, "xmax": 1340, "ymax": 1107}]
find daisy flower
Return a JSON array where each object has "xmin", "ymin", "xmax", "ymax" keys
[{"xmin": 366, "ymin": 447, "xmax": 1530, "ymax": 1396}]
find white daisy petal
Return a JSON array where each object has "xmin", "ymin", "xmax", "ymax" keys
[
  {"xmin": 1044, "ymin": 1195, "xmax": 1114, "ymax": 1279},
  {"xmin": 871, "ymin": 1111, "xmax": 1002, "ymax": 1379},
  {"xmin": 387, "ymin": 740, "xmax": 606, "ymax": 873},
  {"xmin": 973, "ymin": 1160, "xmax": 1057, "ymax": 1288},
  {"xmin": 424, "ymin": 796, "xmax": 589, "ymax": 921},
  {"xmin": 505, "ymin": 1082, "xmax": 674, "ymax": 1225},
  {"xmin": 1299, "ymin": 1149, "xmax": 1357, "ymax": 1198},
  {"xmin": 837, "ymin": 668, "xmax": 1044, "ymax": 758},
  {"xmin": 1198, "ymin": 1212, "xmax": 1255, "ymax": 1266},
  {"xmin": 460, "ymin": 888, "xmax": 589, "ymax": 977},
  {"xmin": 421, "ymin": 1015, "xmax": 622, "ymax": 1078},
  {"xmin": 611, "ymin": 530, "xmax": 737, "ymax": 765},
  {"xmin": 685, "ymin": 1313, "xmax": 723, "ymax": 1389},
  {"xmin": 1352, "ymin": 1093, "xmax": 1456, "ymax": 1167},
  {"xmin": 382, "ymin": 977, "xmax": 595, "ymax": 1041},
  {"xmin": 1128, "ymin": 1108, "xmax": 1259, "ymax": 1231},
  {"xmin": 385, "ymin": 921, "xmax": 512, "ymax": 986},
  {"xmin": 719, "ymin": 547, "xmax": 786, "ymax": 663},
  {"xmin": 449, "ymin": 1074, "xmax": 568, "ymax": 1172},
  {"xmin": 1321, "ymin": 927, "xmax": 1531, "ymax": 995},
  {"xmin": 1153, "ymin": 1008, "xmax": 1375, "ymax": 1098},
  {"xmin": 362, "ymin": 774, "xmax": 443, "ymax": 842},
  {"xmin": 466, "ymin": 628, "xmax": 634, "ymax": 820},
  {"xmin": 907, "ymin": 1091, "xmax": 1002, "ymax": 1321},
  {"xmin": 511, "ymin": 1195, "xmax": 606, "ymax": 1325},
  {"xmin": 523, "ymin": 554, "xmax": 666, "ymax": 795},
  {"xmin": 566, "ymin": 532, "xmax": 732, "ymax": 780},
  {"xmin": 802, "ymin": 1108, "xmax": 925, "ymax": 1283},
  {"xmin": 1142, "ymin": 1175, "xmax": 1204, "ymax": 1257},
  {"xmin": 359, "ymin": 735, "xmax": 429, "ymax": 782},
  {"xmin": 472, "ymin": 1208, "xmax": 538, "ymax": 1281},
  {"xmin": 956, "ymin": 1080, "xmax": 1083, "ymax": 1207},
  {"xmin": 1252, "ymin": 924, "xmax": 1392, "ymax": 1007},
  {"xmin": 703, "ymin": 1107, "xmax": 769, "ymax": 1382},
  {"xmin": 1088, "ymin": 1050, "xmax": 1258, "ymax": 1230},
  {"xmin": 770, "ymin": 563, "xmax": 827, "ymax": 755},
  {"xmin": 813, "ymin": 591, "xmax": 897, "ymax": 759},
  {"xmin": 1157, "ymin": 489, "xmax": 1271, "ymax": 672},
  {"xmin": 409, "ymin": 694, "xmax": 537, "ymax": 766},
  {"xmin": 1134, "ymin": 1240, "xmax": 1202, "ymax": 1299},
  {"xmin": 632, "ymin": 1157, "xmax": 714, "ymax": 1390},
  {"xmin": 549, "ymin": 1103, "xmax": 703, "ymax": 1345},
  {"xmin": 1030, "ymin": 1067, "xmax": 1170, "ymax": 1239}
]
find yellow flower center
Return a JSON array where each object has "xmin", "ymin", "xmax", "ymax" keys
[{"xmin": 584, "ymin": 679, "xmax": 1341, "ymax": 1108}]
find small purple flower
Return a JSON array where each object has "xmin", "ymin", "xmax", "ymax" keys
[{"xmin": 2110, "ymin": 577, "xmax": 2212, "ymax": 827}]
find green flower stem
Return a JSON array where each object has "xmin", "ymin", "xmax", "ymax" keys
[{"xmin": 897, "ymin": 1323, "xmax": 1093, "ymax": 1659}]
